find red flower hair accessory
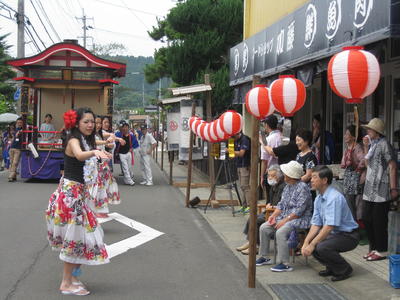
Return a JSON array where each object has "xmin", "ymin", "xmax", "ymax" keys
[{"xmin": 63, "ymin": 109, "xmax": 78, "ymax": 129}]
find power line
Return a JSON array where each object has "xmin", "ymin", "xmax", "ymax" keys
[
  {"xmin": 24, "ymin": 27, "xmax": 41, "ymax": 52},
  {"xmin": 25, "ymin": 18, "xmax": 46, "ymax": 49},
  {"xmin": 29, "ymin": 0, "xmax": 55, "ymax": 44},
  {"xmin": 92, "ymin": 0, "xmax": 162, "ymax": 17},
  {"xmin": 119, "ymin": 0, "xmax": 149, "ymax": 30},
  {"xmin": 93, "ymin": 27, "xmax": 154, "ymax": 42},
  {"xmin": 35, "ymin": 0, "xmax": 61, "ymax": 41}
]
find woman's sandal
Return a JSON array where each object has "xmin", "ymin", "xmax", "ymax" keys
[
  {"xmin": 60, "ymin": 286, "xmax": 90, "ymax": 296},
  {"xmin": 366, "ymin": 253, "xmax": 386, "ymax": 261}
]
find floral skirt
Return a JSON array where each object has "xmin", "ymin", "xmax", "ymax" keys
[
  {"xmin": 46, "ymin": 178, "xmax": 109, "ymax": 265},
  {"xmin": 103, "ymin": 161, "xmax": 120, "ymax": 205}
]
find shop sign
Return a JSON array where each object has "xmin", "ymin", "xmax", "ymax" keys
[{"xmin": 230, "ymin": 0, "xmax": 395, "ymax": 86}]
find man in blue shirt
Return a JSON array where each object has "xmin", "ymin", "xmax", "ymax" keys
[{"xmin": 302, "ymin": 165, "xmax": 359, "ymax": 282}]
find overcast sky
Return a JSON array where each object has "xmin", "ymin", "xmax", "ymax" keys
[{"xmin": 1, "ymin": 0, "xmax": 177, "ymax": 58}]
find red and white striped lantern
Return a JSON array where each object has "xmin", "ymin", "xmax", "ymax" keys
[
  {"xmin": 208, "ymin": 121, "xmax": 219, "ymax": 143},
  {"xmin": 328, "ymin": 46, "xmax": 380, "ymax": 104},
  {"xmin": 192, "ymin": 118, "xmax": 204, "ymax": 135},
  {"xmin": 197, "ymin": 122, "xmax": 207, "ymax": 139},
  {"xmin": 215, "ymin": 118, "xmax": 230, "ymax": 141},
  {"xmin": 203, "ymin": 123, "xmax": 211, "ymax": 142},
  {"xmin": 220, "ymin": 110, "xmax": 243, "ymax": 136},
  {"xmin": 189, "ymin": 116, "xmax": 198, "ymax": 132},
  {"xmin": 269, "ymin": 75, "xmax": 306, "ymax": 117},
  {"xmin": 245, "ymin": 85, "xmax": 275, "ymax": 120}
]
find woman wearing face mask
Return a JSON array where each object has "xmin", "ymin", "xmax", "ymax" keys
[
  {"xmin": 236, "ymin": 165, "xmax": 286, "ymax": 255},
  {"xmin": 46, "ymin": 108, "xmax": 112, "ymax": 296}
]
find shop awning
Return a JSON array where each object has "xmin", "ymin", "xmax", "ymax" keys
[{"xmin": 229, "ymin": 0, "xmax": 400, "ymax": 87}]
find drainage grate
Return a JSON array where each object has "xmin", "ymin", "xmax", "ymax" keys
[{"xmin": 269, "ymin": 284, "xmax": 347, "ymax": 300}]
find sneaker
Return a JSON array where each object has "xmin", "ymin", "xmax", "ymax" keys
[
  {"xmin": 145, "ymin": 182, "xmax": 153, "ymax": 186},
  {"xmin": 270, "ymin": 263, "xmax": 293, "ymax": 272},
  {"xmin": 140, "ymin": 181, "xmax": 147, "ymax": 185},
  {"xmin": 129, "ymin": 181, "xmax": 136, "ymax": 186},
  {"xmin": 255, "ymin": 257, "xmax": 272, "ymax": 266},
  {"xmin": 234, "ymin": 206, "xmax": 247, "ymax": 214},
  {"xmin": 243, "ymin": 207, "xmax": 250, "ymax": 214}
]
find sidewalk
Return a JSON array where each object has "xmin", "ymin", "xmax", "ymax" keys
[{"xmin": 154, "ymin": 151, "xmax": 400, "ymax": 300}]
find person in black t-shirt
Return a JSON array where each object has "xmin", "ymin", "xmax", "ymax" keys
[
  {"xmin": 233, "ymin": 132, "xmax": 251, "ymax": 208},
  {"xmin": 295, "ymin": 129, "xmax": 318, "ymax": 184},
  {"xmin": 263, "ymin": 128, "xmax": 299, "ymax": 165}
]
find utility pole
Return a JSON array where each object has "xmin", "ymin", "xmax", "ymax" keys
[
  {"xmin": 77, "ymin": 9, "xmax": 93, "ymax": 48},
  {"xmin": 17, "ymin": 0, "xmax": 25, "ymax": 58}
]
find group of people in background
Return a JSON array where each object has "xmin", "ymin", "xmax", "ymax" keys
[{"xmin": 234, "ymin": 114, "xmax": 398, "ymax": 282}]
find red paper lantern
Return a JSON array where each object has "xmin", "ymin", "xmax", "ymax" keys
[
  {"xmin": 208, "ymin": 121, "xmax": 219, "ymax": 143},
  {"xmin": 269, "ymin": 75, "xmax": 306, "ymax": 117},
  {"xmin": 328, "ymin": 46, "xmax": 380, "ymax": 104},
  {"xmin": 215, "ymin": 118, "xmax": 230, "ymax": 141},
  {"xmin": 192, "ymin": 118, "xmax": 204, "ymax": 135},
  {"xmin": 245, "ymin": 85, "xmax": 275, "ymax": 120},
  {"xmin": 203, "ymin": 123, "xmax": 212, "ymax": 142},
  {"xmin": 220, "ymin": 110, "xmax": 243, "ymax": 136},
  {"xmin": 189, "ymin": 116, "xmax": 198, "ymax": 132},
  {"xmin": 197, "ymin": 122, "xmax": 207, "ymax": 139}
]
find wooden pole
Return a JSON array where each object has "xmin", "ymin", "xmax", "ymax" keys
[
  {"xmin": 161, "ymin": 109, "xmax": 165, "ymax": 171},
  {"xmin": 169, "ymin": 150, "xmax": 174, "ymax": 185},
  {"xmin": 248, "ymin": 75, "xmax": 261, "ymax": 288},
  {"xmin": 205, "ymin": 74, "xmax": 216, "ymax": 200},
  {"xmin": 320, "ymin": 72, "xmax": 327, "ymax": 164},
  {"xmin": 185, "ymin": 100, "xmax": 197, "ymax": 207}
]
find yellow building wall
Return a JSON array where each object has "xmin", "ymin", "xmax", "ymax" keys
[{"xmin": 244, "ymin": 0, "xmax": 308, "ymax": 38}]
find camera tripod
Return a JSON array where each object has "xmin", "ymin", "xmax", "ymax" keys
[{"xmin": 203, "ymin": 158, "xmax": 242, "ymax": 216}]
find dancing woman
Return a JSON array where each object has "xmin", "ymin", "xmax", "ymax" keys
[{"xmin": 46, "ymin": 108, "xmax": 111, "ymax": 296}]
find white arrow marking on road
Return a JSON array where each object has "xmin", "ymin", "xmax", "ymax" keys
[{"xmin": 98, "ymin": 212, "xmax": 164, "ymax": 259}]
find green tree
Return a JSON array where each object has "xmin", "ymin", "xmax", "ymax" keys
[
  {"xmin": 0, "ymin": 32, "xmax": 16, "ymax": 114},
  {"xmin": 145, "ymin": 0, "xmax": 243, "ymax": 115}
]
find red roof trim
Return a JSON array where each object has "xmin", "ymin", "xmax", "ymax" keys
[
  {"xmin": 7, "ymin": 43, "xmax": 126, "ymax": 77},
  {"xmin": 13, "ymin": 77, "xmax": 35, "ymax": 82},
  {"xmin": 99, "ymin": 79, "xmax": 120, "ymax": 84}
]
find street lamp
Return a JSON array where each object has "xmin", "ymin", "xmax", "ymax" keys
[{"xmin": 129, "ymin": 72, "xmax": 145, "ymax": 107}]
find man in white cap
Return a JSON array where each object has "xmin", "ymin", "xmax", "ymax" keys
[
  {"xmin": 256, "ymin": 160, "xmax": 312, "ymax": 272},
  {"xmin": 361, "ymin": 118, "xmax": 398, "ymax": 261},
  {"xmin": 139, "ymin": 124, "xmax": 157, "ymax": 186}
]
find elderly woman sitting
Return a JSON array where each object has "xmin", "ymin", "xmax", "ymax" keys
[
  {"xmin": 255, "ymin": 160, "xmax": 313, "ymax": 272},
  {"xmin": 236, "ymin": 165, "xmax": 286, "ymax": 255}
]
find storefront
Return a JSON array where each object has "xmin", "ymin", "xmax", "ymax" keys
[{"xmin": 230, "ymin": 0, "xmax": 400, "ymax": 164}]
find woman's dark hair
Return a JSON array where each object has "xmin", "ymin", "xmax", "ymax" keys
[
  {"xmin": 313, "ymin": 114, "xmax": 321, "ymax": 123},
  {"xmin": 101, "ymin": 116, "xmax": 112, "ymax": 133},
  {"xmin": 312, "ymin": 165, "xmax": 333, "ymax": 185},
  {"xmin": 95, "ymin": 115, "xmax": 104, "ymax": 140},
  {"xmin": 296, "ymin": 128, "xmax": 313, "ymax": 146},
  {"xmin": 45, "ymin": 113, "xmax": 53, "ymax": 119},
  {"xmin": 346, "ymin": 125, "xmax": 362, "ymax": 143},
  {"xmin": 65, "ymin": 107, "xmax": 96, "ymax": 151}
]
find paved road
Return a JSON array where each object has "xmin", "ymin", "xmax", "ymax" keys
[{"xmin": 0, "ymin": 160, "xmax": 271, "ymax": 300}]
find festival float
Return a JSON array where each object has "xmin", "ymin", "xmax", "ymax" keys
[{"xmin": 7, "ymin": 39, "xmax": 126, "ymax": 180}]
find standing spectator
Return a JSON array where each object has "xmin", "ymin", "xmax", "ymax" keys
[
  {"xmin": 2, "ymin": 124, "xmax": 14, "ymax": 170},
  {"xmin": 312, "ymin": 114, "xmax": 335, "ymax": 164},
  {"xmin": 340, "ymin": 125, "xmax": 366, "ymax": 219},
  {"xmin": 139, "ymin": 125, "xmax": 157, "ymax": 186},
  {"xmin": 302, "ymin": 165, "xmax": 359, "ymax": 282},
  {"xmin": 233, "ymin": 131, "xmax": 251, "ymax": 210},
  {"xmin": 0, "ymin": 128, "xmax": 4, "ymax": 171},
  {"xmin": 115, "ymin": 120, "xmax": 138, "ymax": 186},
  {"xmin": 8, "ymin": 118, "xmax": 23, "ymax": 182},
  {"xmin": 361, "ymin": 118, "xmax": 398, "ymax": 261},
  {"xmin": 263, "ymin": 128, "xmax": 300, "ymax": 165},
  {"xmin": 255, "ymin": 161, "xmax": 312, "ymax": 271},
  {"xmin": 39, "ymin": 113, "xmax": 56, "ymax": 145},
  {"xmin": 295, "ymin": 129, "xmax": 318, "ymax": 183}
]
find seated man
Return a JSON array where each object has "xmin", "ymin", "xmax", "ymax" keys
[
  {"xmin": 302, "ymin": 165, "xmax": 359, "ymax": 282},
  {"xmin": 236, "ymin": 165, "xmax": 286, "ymax": 255},
  {"xmin": 256, "ymin": 161, "xmax": 313, "ymax": 272}
]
